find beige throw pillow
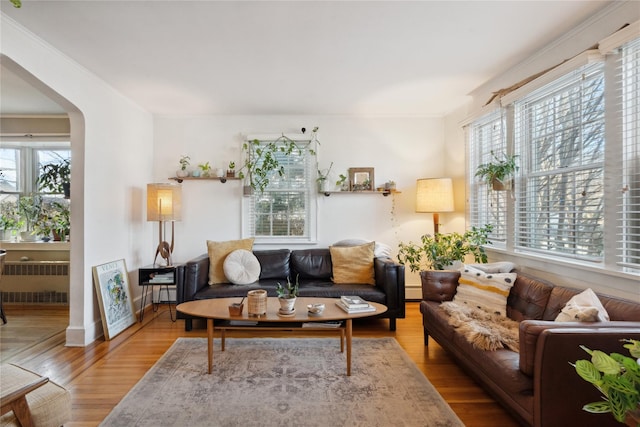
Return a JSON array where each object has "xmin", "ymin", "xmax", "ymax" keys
[
  {"xmin": 330, "ymin": 241, "xmax": 375, "ymax": 285},
  {"xmin": 207, "ymin": 238, "xmax": 254, "ymax": 284},
  {"xmin": 454, "ymin": 264, "xmax": 516, "ymax": 316}
]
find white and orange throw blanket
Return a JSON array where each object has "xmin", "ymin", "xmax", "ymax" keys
[{"xmin": 440, "ymin": 301, "xmax": 520, "ymax": 352}]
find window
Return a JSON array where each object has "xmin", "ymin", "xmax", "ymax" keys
[
  {"xmin": 618, "ymin": 37, "xmax": 640, "ymax": 271},
  {"xmin": 467, "ymin": 32, "xmax": 640, "ymax": 276},
  {"xmin": 514, "ymin": 61, "xmax": 605, "ymax": 260},
  {"xmin": 243, "ymin": 136, "xmax": 316, "ymax": 243},
  {"xmin": 468, "ymin": 109, "xmax": 508, "ymax": 244}
]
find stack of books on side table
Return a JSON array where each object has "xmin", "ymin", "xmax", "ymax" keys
[
  {"xmin": 336, "ymin": 296, "xmax": 376, "ymax": 313},
  {"xmin": 149, "ymin": 272, "xmax": 174, "ymax": 284}
]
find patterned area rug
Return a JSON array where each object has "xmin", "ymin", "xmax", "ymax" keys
[{"xmin": 100, "ymin": 337, "xmax": 463, "ymax": 427}]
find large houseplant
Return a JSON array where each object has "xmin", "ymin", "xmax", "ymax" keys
[
  {"xmin": 475, "ymin": 151, "xmax": 518, "ymax": 191},
  {"xmin": 397, "ymin": 224, "xmax": 493, "ymax": 272},
  {"xmin": 573, "ymin": 339, "xmax": 640, "ymax": 426},
  {"xmin": 17, "ymin": 194, "xmax": 43, "ymax": 241},
  {"xmin": 38, "ymin": 159, "xmax": 71, "ymax": 198}
]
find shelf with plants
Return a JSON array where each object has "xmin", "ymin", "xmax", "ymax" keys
[
  {"xmin": 169, "ymin": 176, "xmax": 241, "ymax": 184},
  {"xmin": 321, "ymin": 189, "xmax": 400, "ymax": 197}
]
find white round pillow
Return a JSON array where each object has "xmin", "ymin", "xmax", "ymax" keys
[{"xmin": 223, "ymin": 249, "xmax": 261, "ymax": 285}]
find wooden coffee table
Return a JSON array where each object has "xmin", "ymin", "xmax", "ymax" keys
[{"xmin": 176, "ymin": 297, "xmax": 386, "ymax": 376}]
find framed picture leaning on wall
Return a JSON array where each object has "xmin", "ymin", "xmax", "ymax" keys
[{"xmin": 92, "ymin": 259, "xmax": 136, "ymax": 340}]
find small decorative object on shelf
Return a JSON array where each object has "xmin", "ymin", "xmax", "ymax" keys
[
  {"xmin": 348, "ymin": 167, "xmax": 374, "ymax": 192},
  {"xmin": 177, "ymin": 155, "xmax": 190, "ymax": 178},
  {"xmin": 197, "ymin": 161, "xmax": 212, "ymax": 177},
  {"xmin": 227, "ymin": 161, "xmax": 236, "ymax": 178}
]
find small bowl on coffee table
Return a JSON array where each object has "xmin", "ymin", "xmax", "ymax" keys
[{"xmin": 307, "ymin": 303, "xmax": 325, "ymax": 316}]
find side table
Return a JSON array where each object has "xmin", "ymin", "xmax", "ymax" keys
[{"xmin": 138, "ymin": 264, "xmax": 181, "ymax": 322}]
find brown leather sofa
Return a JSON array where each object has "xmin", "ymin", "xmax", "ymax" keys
[
  {"xmin": 177, "ymin": 248, "xmax": 405, "ymax": 331},
  {"xmin": 420, "ymin": 270, "xmax": 640, "ymax": 427}
]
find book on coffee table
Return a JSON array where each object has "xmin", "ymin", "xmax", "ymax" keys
[
  {"xmin": 336, "ymin": 300, "xmax": 376, "ymax": 314},
  {"xmin": 340, "ymin": 296, "xmax": 370, "ymax": 308}
]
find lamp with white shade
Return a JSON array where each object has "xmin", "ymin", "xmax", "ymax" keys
[
  {"xmin": 147, "ymin": 183, "xmax": 182, "ymax": 266},
  {"xmin": 415, "ymin": 178, "xmax": 454, "ymax": 235}
]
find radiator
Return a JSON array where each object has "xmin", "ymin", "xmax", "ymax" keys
[
  {"xmin": 1, "ymin": 261, "xmax": 70, "ymax": 304},
  {"xmin": 4, "ymin": 261, "xmax": 69, "ymax": 276}
]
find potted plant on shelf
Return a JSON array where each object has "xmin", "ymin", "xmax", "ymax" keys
[
  {"xmin": 197, "ymin": 161, "xmax": 212, "ymax": 178},
  {"xmin": 17, "ymin": 194, "xmax": 43, "ymax": 242},
  {"xmin": 50, "ymin": 200, "xmax": 71, "ymax": 241},
  {"xmin": 397, "ymin": 224, "xmax": 493, "ymax": 272},
  {"xmin": 177, "ymin": 155, "xmax": 190, "ymax": 178},
  {"xmin": 317, "ymin": 161, "xmax": 333, "ymax": 192},
  {"xmin": 0, "ymin": 200, "xmax": 21, "ymax": 241},
  {"xmin": 275, "ymin": 276, "xmax": 299, "ymax": 314},
  {"xmin": 227, "ymin": 161, "xmax": 236, "ymax": 178},
  {"xmin": 572, "ymin": 339, "xmax": 640, "ymax": 426},
  {"xmin": 38, "ymin": 159, "xmax": 71, "ymax": 198},
  {"xmin": 475, "ymin": 151, "xmax": 518, "ymax": 191},
  {"xmin": 336, "ymin": 173, "xmax": 348, "ymax": 191}
]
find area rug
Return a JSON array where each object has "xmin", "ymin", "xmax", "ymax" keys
[{"xmin": 100, "ymin": 337, "xmax": 463, "ymax": 427}]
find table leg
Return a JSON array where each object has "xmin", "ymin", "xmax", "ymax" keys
[
  {"xmin": 340, "ymin": 328, "xmax": 344, "ymax": 353},
  {"xmin": 221, "ymin": 329, "xmax": 226, "ymax": 351},
  {"xmin": 207, "ymin": 318, "xmax": 214, "ymax": 374},
  {"xmin": 346, "ymin": 318, "xmax": 352, "ymax": 376}
]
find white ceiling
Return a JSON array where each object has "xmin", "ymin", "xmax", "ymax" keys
[{"xmin": 0, "ymin": 1, "xmax": 612, "ymax": 117}]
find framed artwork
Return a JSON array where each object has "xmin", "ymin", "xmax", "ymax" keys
[
  {"xmin": 92, "ymin": 259, "xmax": 136, "ymax": 340},
  {"xmin": 349, "ymin": 167, "xmax": 375, "ymax": 191}
]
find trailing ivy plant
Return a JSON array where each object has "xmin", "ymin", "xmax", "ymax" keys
[
  {"xmin": 397, "ymin": 224, "xmax": 493, "ymax": 271},
  {"xmin": 238, "ymin": 127, "xmax": 318, "ymax": 194}
]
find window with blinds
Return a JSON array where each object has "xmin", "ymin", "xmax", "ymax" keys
[
  {"xmin": 618, "ymin": 37, "xmax": 640, "ymax": 271},
  {"xmin": 513, "ymin": 61, "xmax": 605, "ymax": 260},
  {"xmin": 468, "ymin": 109, "xmax": 508, "ymax": 243},
  {"xmin": 244, "ymin": 138, "xmax": 315, "ymax": 242}
]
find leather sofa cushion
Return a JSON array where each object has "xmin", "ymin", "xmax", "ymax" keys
[
  {"xmin": 507, "ymin": 273, "xmax": 554, "ymax": 322},
  {"xmin": 291, "ymin": 249, "xmax": 332, "ymax": 280},
  {"xmin": 420, "ymin": 270, "xmax": 460, "ymax": 302},
  {"xmin": 254, "ymin": 249, "xmax": 290, "ymax": 280}
]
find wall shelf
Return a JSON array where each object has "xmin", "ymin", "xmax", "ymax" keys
[
  {"xmin": 169, "ymin": 176, "xmax": 241, "ymax": 184},
  {"xmin": 321, "ymin": 190, "xmax": 400, "ymax": 197}
]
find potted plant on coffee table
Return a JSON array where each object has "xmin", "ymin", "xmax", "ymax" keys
[{"xmin": 276, "ymin": 276, "xmax": 299, "ymax": 314}]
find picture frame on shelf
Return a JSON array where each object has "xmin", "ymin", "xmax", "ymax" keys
[
  {"xmin": 92, "ymin": 259, "xmax": 136, "ymax": 340},
  {"xmin": 349, "ymin": 167, "xmax": 374, "ymax": 191}
]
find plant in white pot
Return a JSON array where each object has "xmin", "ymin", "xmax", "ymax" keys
[
  {"xmin": 177, "ymin": 155, "xmax": 190, "ymax": 178},
  {"xmin": 17, "ymin": 194, "xmax": 43, "ymax": 242},
  {"xmin": 275, "ymin": 276, "xmax": 299, "ymax": 314}
]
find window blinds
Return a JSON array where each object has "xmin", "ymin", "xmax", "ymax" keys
[
  {"xmin": 513, "ymin": 61, "xmax": 606, "ymax": 260},
  {"xmin": 246, "ymin": 139, "xmax": 313, "ymax": 240},
  {"xmin": 617, "ymin": 37, "xmax": 640, "ymax": 271},
  {"xmin": 468, "ymin": 109, "xmax": 508, "ymax": 243}
]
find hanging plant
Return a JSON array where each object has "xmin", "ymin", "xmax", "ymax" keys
[{"xmin": 475, "ymin": 151, "xmax": 518, "ymax": 191}]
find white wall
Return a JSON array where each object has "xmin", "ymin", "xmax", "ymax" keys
[
  {"xmin": 1, "ymin": 15, "xmax": 154, "ymax": 345},
  {"xmin": 445, "ymin": 1, "xmax": 640, "ymax": 301},
  {"xmin": 153, "ymin": 115, "xmax": 459, "ymax": 296}
]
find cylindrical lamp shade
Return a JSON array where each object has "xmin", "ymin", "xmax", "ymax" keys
[
  {"xmin": 416, "ymin": 178, "xmax": 454, "ymax": 213},
  {"xmin": 147, "ymin": 183, "xmax": 182, "ymax": 221}
]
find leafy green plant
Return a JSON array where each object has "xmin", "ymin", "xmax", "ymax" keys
[
  {"xmin": 276, "ymin": 276, "xmax": 299, "ymax": 299},
  {"xmin": 38, "ymin": 159, "xmax": 70, "ymax": 195},
  {"xmin": 0, "ymin": 200, "xmax": 21, "ymax": 231},
  {"xmin": 17, "ymin": 194, "xmax": 43, "ymax": 232},
  {"xmin": 397, "ymin": 224, "xmax": 493, "ymax": 272},
  {"xmin": 336, "ymin": 173, "xmax": 347, "ymax": 189},
  {"xmin": 238, "ymin": 128, "xmax": 318, "ymax": 194},
  {"xmin": 475, "ymin": 151, "xmax": 518, "ymax": 188},
  {"xmin": 317, "ymin": 161, "xmax": 333, "ymax": 183},
  {"xmin": 573, "ymin": 339, "xmax": 640, "ymax": 424},
  {"xmin": 179, "ymin": 155, "xmax": 190, "ymax": 171}
]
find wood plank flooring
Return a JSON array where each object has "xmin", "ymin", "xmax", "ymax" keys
[{"xmin": 0, "ymin": 302, "xmax": 519, "ymax": 427}]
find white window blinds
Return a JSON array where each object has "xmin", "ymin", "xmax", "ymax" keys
[
  {"xmin": 468, "ymin": 109, "xmax": 508, "ymax": 243},
  {"xmin": 513, "ymin": 61, "xmax": 605, "ymax": 260},
  {"xmin": 244, "ymin": 137, "xmax": 314, "ymax": 242},
  {"xmin": 617, "ymin": 37, "xmax": 640, "ymax": 271}
]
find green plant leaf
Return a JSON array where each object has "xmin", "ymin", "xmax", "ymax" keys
[
  {"xmin": 592, "ymin": 350, "xmax": 624, "ymax": 375},
  {"xmin": 575, "ymin": 360, "xmax": 602, "ymax": 384},
  {"xmin": 582, "ymin": 401, "xmax": 612, "ymax": 414}
]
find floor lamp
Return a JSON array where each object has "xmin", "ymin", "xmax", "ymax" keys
[
  {"xmin": 147, "ymin": 183, "xmax": 182, "ymax": 266},
  {"xmin": 415, "ymin": 178, "xmax": 454, "ymax": 236}
]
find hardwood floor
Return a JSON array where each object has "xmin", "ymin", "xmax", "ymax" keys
[{"xmin": 0, "ymin": 302, "xmax": 519, "ymax": 427}]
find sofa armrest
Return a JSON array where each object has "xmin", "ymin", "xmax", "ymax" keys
[
  {"xmin": 178, "ymin": 253, "xmax": 210, "ymax": 304},
  {"xmin": 420, "ymin": 270, "xmax": 460, "ymax": 302},
  {"xmin": 533, "ymin": 326, "xmax": 640, "ymax": 427},
  {"xmin": 374, "ymin": 257, "xmax": 405, "ymax": 316},
  {"xmin": 519, "ymin": 320, "xmax": 640, "ymax": 377}
]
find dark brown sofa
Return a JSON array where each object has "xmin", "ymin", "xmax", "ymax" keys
[
  {"xmin": 177, "ymin": 248, "xmax": 405, "ymax": 331},
  {"xmin": 420, "ymin": 270, "xmax": 640, "ymax": 427}
]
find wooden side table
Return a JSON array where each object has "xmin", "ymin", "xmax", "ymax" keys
[{"xmin": 138, "ymin": 264, "xmax": 180, "ymax": 322}]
